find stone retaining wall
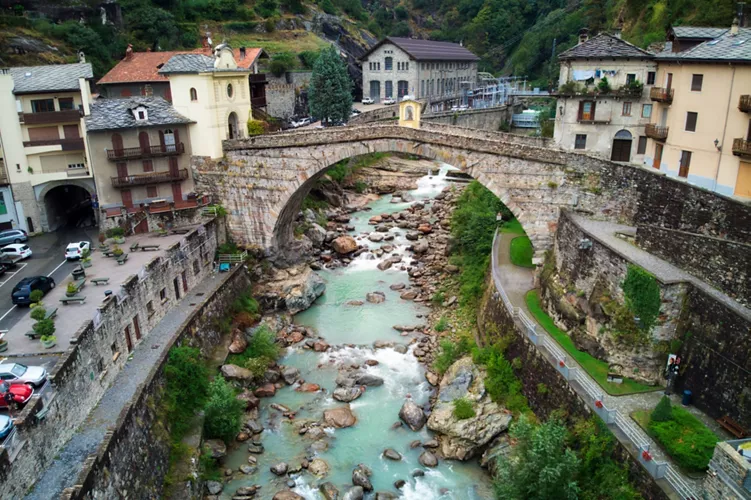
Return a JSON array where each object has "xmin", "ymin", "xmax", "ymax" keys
[
  {"xmin": 61, "ymin": 265, "xmax": 252, "ymax": 499},
  {"xmin": 348, "ymin": 105, "xmax": 400, "ymax": 124},
  {"xmin": 636, "ymin": 225, "xmax": 750, "ymax": 307},
  {"xmin": 0, "ymin": 219, "xmax": 221, "ymax": 499},
  {"xmin": 422, "ymin": 105, "xmax": 513, "ymax": 132},
  {"xmin": 477, "ymin": 277, "xmax": 669, "ymax": 500}
]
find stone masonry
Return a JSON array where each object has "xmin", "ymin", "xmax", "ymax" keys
[{"xmin": 703, "ymin": 441, "xmax": 751, "ymax": 499}]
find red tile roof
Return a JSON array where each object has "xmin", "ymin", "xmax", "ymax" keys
[{"xmin": 98, "ymin": 47, "xmax": 266, "ymax": 85}]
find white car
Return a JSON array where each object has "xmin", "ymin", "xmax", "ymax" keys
[
  {"xmin": 0, "ymin": 362, "xmax": 47, "ymax": 388},
  {"xmin": 361, "ymin": 97, "xmax": 374, "ymax": 105},
  {"xmin": 65, "ymin": 241, "xmax": 90, "ymax": 260},
  {"xmin": 383, "ymin": 97, "xmax": 396, "ymax": 105},
  {"xmin": 401, "ymin": 95, "xmax": 415, "ymax": 101},
  {"xmin": 1, "ymin": 244, "xmax": 32, "ymax": 261}
]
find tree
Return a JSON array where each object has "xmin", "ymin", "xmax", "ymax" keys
[
  {"xmin": 494, "ymin": 415, "xmax": 580, "ymax": 500},
  {"xmin": 269, "ymin": 52, "xmax": 297, "ymax": 76},
  {"xmin": 308, "ymin": 45, "xmax": 353, "ymax": 124},
  {"xmin": 203, "ymin": 377, "xmax": 245, "ymax": 442},
  {"xmin": 651, "ymin": 396, "xmax": 673, "ymax": 422}
]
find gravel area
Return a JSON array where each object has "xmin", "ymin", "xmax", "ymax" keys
[{"xmin": 25, "ymin": 270, "xmax": 225, "ymax": 500}]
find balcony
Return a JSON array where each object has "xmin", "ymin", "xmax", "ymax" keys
[
  {"xmin": 111, "ymin": 168, "xmax": 189, "ymax": 188},
  {"xmin": 106, "ymin": 143, "xmax": 185, "ymax": 161},
  {"xmin": 19, "ymin": 109, "xmax": 81, "ymax": 125},
  {"xmin": 645, "ymin": 124, "xmax": 669, "ymax": 141},
  {"xmin": 739, "ymin": 95, "xmax": 751, "ymax": 113},
  {"xmin": 249, "ymin": 73, "xmax": 267, "ymax": 83},
  {"xmin": 649, "ymin": 87, "xmax": 674, "ymax": 104},
  {"xmin": 732, "ymin": 138, "xmax": 751, "ymax": 157},
  {"xmin": 23, "ymin": 138, "xmax": 85, "ymax": 151}
]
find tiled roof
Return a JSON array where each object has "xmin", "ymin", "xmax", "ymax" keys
[
  {"xmin": 10, "ymin": 63, "xmax": 93, "ymax": 94},
  {"xmin": 558, "ymin": 33, "xmax": 653, "ymax": 60},
  {"xmin": 85, "ymin": 96, "xmax": 194, "ymax": 131},
  {"xmin": 159, "ymin": 52, "xmax": 251, "ymax": 75},
  {"xmin": 361, "ymin": 37, "xmax": 480, "ymax": 61},
  {"xmin": 98, "ymin": 48, "xmax": 265, "ymax": 85},
  {"xmin": 670, "ymin": 26, "xmax": 728, "ymax": 40},
  {"xmin": 657, "ymin": 27, "xmax": 751, "ymax": 62}
]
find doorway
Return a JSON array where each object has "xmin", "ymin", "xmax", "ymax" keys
[
  {"xmin": 735, "ymin": 161, "xmax": 751, "ymax": 197},
  {"xmin": 124, "ymin": 325, "xmax": 133, "ymax": 352},
  {"xmin": 173, "ymin": 277, "xmax": 180, "ymax": 300},
  {"xmin": 369, "ymin": 81, "xmax": 381, "ymax": 102},
  {"xmin": 652, "ymin": 143, "xmax": 663, "ymax": 170},
  {"xmin": 132, "ymin": 314, "xmax": 141, "ymax": 340},
  {"xmin": 181, "ymin": 270, "xmax": 188, "ymax": 293},
  {"xmin": 228, "ymin": 112, "xmax": 239, "ymax": 140},
  {"xmin": 611, "ymin": 130, "xmax": 632, "ymax": 162}
]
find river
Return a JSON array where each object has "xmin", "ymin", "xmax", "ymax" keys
[{"xmin": 221, "ymin": 163, "xmax": 494, "ymax": 499}]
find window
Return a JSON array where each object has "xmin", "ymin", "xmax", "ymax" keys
[
  {"xmin": 641, "ymin": 104, "xmax": 653, "ymax": 118},
  {"xmin": 67, "ymin": 163, "xmax": 85, "ymax": 170},
  {"xmin": 691, "ymin": 74, "xmax": 703, "ymax": 91},
  {"xmin": 111, "ymin": 342, "xmax": 118, "ymax": 356},
  {"xmin": 578, "ymin": 101, "xmax": 596, "ymax": 121},
  {"xmin": 142, "ymin": 160, "xmax": 153, "ymax": 172},
  {"xmin": 159, "ymin": 288, "xmax": 167, "ymax": 302},
  {"xmin": 685, "ymin": 111, "xmax": 698, "ymax": 132},
  {"xmin": 146, "ymin": 186, "xmax": 158, "ymax": 198},
  {"xmin": 679, "ymin": 150, "xmax": 692, "ymax": 178},
  {"xmin": 377, "ymin": 62, "xmax": 380, "ymax": 70},
  {"xmin": 647, "ymin": 71, "xmax": 656, "ymax": 85},
  {"xmin": 626, "ymin": 74, "xmax": 636, "ymax": 85},
  {"xmin": 385, "ymin": 57, "xmax": 393, "ymax": 70},
  {"xmin": 146, "ymin": 300, "xmax": 155, "ymax": 316},
  {"xmin": 190, "ymin": 88, "xmax": 198, "ymax": 101},
  {"xmin": 227, "ymin": 84, "xmax": 233, "ymax": 98},
  {"xmin": 574, "ymin": 134, "xmax": 587, "ymax": 149},
  {"xmin": 31, "ymin": 99, "xmax": 54, "ymax": 113},
  {"xmin": 385, "ymin": 81, "xmax": 393, "ymax": 98},
  {"xmin": 637, "ymin": 136, "xmax": 647, "ymax": 154},
  {"xmin": 622, "ymin": 102, "xmax": 632, "ymax": 116},
  {"xmin": 405, "ymin": 62, "xmax": 409, "ymax": 71},
  {"xmin": 58, "ymin": 97, "xmax": 75, "ymax": 110},
  {"xmin": 193, "ymin": 260, "xmax": 200, "ymax": 276}
]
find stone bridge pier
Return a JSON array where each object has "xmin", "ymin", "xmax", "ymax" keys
[{"xmin": 191, "ymin": 122, "xmax": 658, "ymax": 261}]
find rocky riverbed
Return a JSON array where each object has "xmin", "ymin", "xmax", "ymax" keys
[{"xmin": 211, "ymin": 163, "xmax": 509, "ymax": 500}]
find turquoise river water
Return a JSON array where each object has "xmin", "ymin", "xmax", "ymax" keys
[{"xmin": 221, "ymin": 164, "xmax": 493, "ymax": 499}]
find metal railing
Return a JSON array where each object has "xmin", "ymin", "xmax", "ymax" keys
[
  {"xmin": 490, "ymin": 229, "xmax": 699, "ymax": 499},
  {"xmin": 0, "ymin": 426, "xmax": 23, "ymax": 460},
  {"xmin": 106, "ymin": 143, "xmax": 185, "ymax": 161},
  {"xmin": 218, "ymin": 250, "xmax": 247, "ymax": 263},
  {"xmin": 645, "ymin": 124, "xmax": 669, "ymax": 141},
  {"xmin": 111, "ymin": 168, "xmax": 188, "ymax": 188},
  {"xmin": 732, "ymin": 138, "xmax": 751, "ymax": 157}
]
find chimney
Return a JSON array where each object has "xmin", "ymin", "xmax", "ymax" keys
[
  {"xmin": 579, "ymin": 28, "xmax": 589, "ymax": 45},
  {"xmin": 78, "ymin": 50, "xmax": 86, "ymax": 63},
  {"xmin": 240, "ymin": 47, "xmax": 246, "ymax": 60},
  {"xmin": 124, "ymin": 44, "xmax": 133, "ymax": 61},
  {"xmin": 732, "ymin": 17, "xmax": 740, "ymax": 35},
  {"xmin": 143, "ymin": 84, "xmax": 153, "ymax": 97},
  {"xmin": 201, "ymin": 33, "xmax": 209, "ymax": 49}
]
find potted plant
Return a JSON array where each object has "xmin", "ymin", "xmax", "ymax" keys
[
  {"xmin": 29, "ymin": 289, "xmax": 44, "ymax": 308},
  {"xmin": 33, "ymin": 319, "xmax": 56, "ymax": 348},
  {"xmin": 66, "ymin": 282, "xmax": 78, "ymax": 296},
  {"xmin": 82, "ymin": 248, "xmax": 92, "ymax": 268},
  {"xmin": 98, "ymin": 233, "xmax": 108, "ymax": 250},
  {"xmin": 30, "ymin": 306, "xmax": 46, "ymax": 322},
  {"xmin": 40, "ymin": 334, "xmax": 57, "ymax": 349},
  {"xmin": 106, "ymin": 227, "xmax": 126, "ymax": 244},
  {"xmin": 112, "ymin": 245, "xmax": 124, "ymax": 257},
  {"xmin": 0, "ymin": 338, "xmax": 7, "ymax": 353}
]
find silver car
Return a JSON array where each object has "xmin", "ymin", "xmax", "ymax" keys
[
  {"xmin": 0, "ymin": 363, "xmax": 47, "ymax": 388},
  {"xmin": 0, "ymin": 230, "xmax": 27, "ymax": 246}
]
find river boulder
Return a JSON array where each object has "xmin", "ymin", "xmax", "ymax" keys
[
  {"xmin": 342, "ymin": 486, "xmax": 364, "ymax": 500},
  {"xmin": 220, "ymin": 364, "xmax": 253, "ymax": 383},
  {"xmin": 270, "ymin": 462, "xmax": 289, "ymax": 475},
  {"xmin": 333, "ymin": 386, "xmax": 363, "ymax": 402},
  {"xmin": 332, "ymin": 235, "xmax": 358, "ymax": 254},
  {"xmin": 356, "ymin": 373, "xmax": 384, "ymax": 386},
  {"xmin": 253, "ymin": 264, "xmax": 326, "ymax": 314},
  {"xmin": 273, "ymin": 491, "xmax": 304, "ymax": 500},
  {"xmin": 319, "ymin": 482, "xmax": 339, "ymax": 500},
  {"xmin": 418, "ymin": 450, "xmax": 438, "ymax": 467},
  {"xmin": 254, "ymin": 383, "xmax": 276, "ymax": 398},
  {"xmin": 282, "ymin": 366, "xmax": 301, "ymax": 385},
  {"xmin": 324, "ymin": 405, "xmax": 357, "ymax": 428},
  {"xmin": 229, "ymin": 329, "xmax": 248, "ymax": 354},
  {"xmin": 352, "ymin": 464, "xmax": 373, "ymax": 491},
  {"xmin": 366, "ymin": 291, "xmax": 386, "ymax": 303},
  {"xmin": 305, "ymin": 223, "xmax": 327, "ymax": 247},
  {"xmin": 399, "ymin": 399, "xmax": 427, "ymax": 431},
  {"xmin": 204, "ymin": 439, "xmax": 226, "ymax": 459},
  {"xmin": 309, "ymin": 458, "xmax": 330, "ymax": 477},
  {"xmin": 383, "ymin": 448, "xmax": 402, "ymax": 461}
]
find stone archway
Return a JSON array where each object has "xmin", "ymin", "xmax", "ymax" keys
[
  {"xmin": 611, "ymin": 129, "xmax": 633, "ymax": 162},
  {"xmin": 37, "ymin": 179, "xmax": 97, "ymax": 232},
  {"xmin": 228, "ymin": 112, "xmax": 239, "ymax": 140}
]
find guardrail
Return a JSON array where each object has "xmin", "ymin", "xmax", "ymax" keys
[
  {"xmin": 218, "ymin": 251, "xmax": 247, "ymax": 263},
  {"xmin": 489, "ymin": 229, "xmax": 699, "ymax": 499}
]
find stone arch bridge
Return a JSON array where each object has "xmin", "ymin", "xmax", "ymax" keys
[{"xmin": 192, "ymin": 122, "xmax": 746, "ymax": 259}]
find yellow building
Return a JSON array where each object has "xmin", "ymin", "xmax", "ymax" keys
[
  {"xmin": 645, "ymin": 23, "xmax": 751, "ymax": 198},
  {"xmin": 0, "ymin": 62, "xmax": 96, "ymax": 232}
]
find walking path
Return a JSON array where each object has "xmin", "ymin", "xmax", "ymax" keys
[
  {"xmin": 25, "ymin": 269, "xmax": 226, "ymax": 500},
  {"xmin": 493, "ymin": 230, "xmax": 710, "ymax": 499}
]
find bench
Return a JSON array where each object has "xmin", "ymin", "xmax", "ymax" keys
[
  {"xmin": 116, "ymin": 253, "xmax": 129, "ymax": 265},
  {"xmin": 25, "ymin": 330, "xmax": 42, "ymax": 340},
  {"xmin": 44, "ymin": 308, "xmax": 57, "ymax": 321},
  {"xmin": 102, "ymin": 251, "xmax": 116, "ymax": 258},
  {"xmin": 140, "ymin": 245, "xmax": 160, "ymax": 251},
  {"xmin": 129, "ymin": 242, "xmax": 140, "ymax": 251},
  {"xmin": 170, "ymin": 228, "xmax": 190, "ymax": 235},
  {"xmin": 98, "ymin": 244, "xmax": 110, "ymax": 252},
  {"xmin": 717, "ymin": 415, "xmax": 748, "ymax": 439},
  {"xmin": 91, "ymin": 277, "xmax": 110, "ymax": 285},
  {"xmin": 60, "ymin": 295, "xmax": 86, "ymax": 305},
  {"xmin": 66, "ymin": 278, "xmax": 86, "ymax": 297}
]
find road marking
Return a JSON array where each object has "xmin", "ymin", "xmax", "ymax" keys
[
  {"xmin": 47, "ymin": 259, "xmax": 68, "ymax": 278},
  {"xmin": 0, "ymin": 263, "xmax": 28, "ymax": 287},
  {"xmin": 0, "ymin": 305, "xmax": 17, "ymax": 323}
]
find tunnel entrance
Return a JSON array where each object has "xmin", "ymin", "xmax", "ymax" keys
[{"xmin": 43, "ymin": 184, "xmax": 95, "ymax": 231}]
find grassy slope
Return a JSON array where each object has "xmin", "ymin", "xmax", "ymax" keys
[{"xmin": 525, "ymin": 290, "xmax": 656, "ymax": 396}]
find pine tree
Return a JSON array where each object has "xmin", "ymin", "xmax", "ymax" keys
[
  {"xmin": 308, "ymin": 45, "xmax": 353, "ymax": 125},
  {"xmin": 651, "ymin": 396, "xmax": 673, "ymax": 422}
]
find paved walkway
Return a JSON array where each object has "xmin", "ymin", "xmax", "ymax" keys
[
  {"xmin": 25, "ymin": 269, "xmax": 226, "ymax": 500},
  {"xmin": 493, "ymin": 231, "xmax": 710, "ymax": 495}
]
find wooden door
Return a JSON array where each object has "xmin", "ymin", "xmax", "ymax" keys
[
  {"xmin": 171, "ymin": 182, "xmax": 183, "ymax": 202},
  {"xmin": 134, "ymin": 218, "xmax": 148, "ymax": 234},
  {"xmin": 133, "ymin": 315, "xmax": 141, "ymax": 340},
  {"xmin": 121, "ymin": 189, "xmax": 133, "ymax": 208},
  {"xmin": 111, "ymin": 133, "xmax": 124, "ymax": 155},
  {"xmin": 735, "ymin": 161, "xmax": 751, "ymax": 197},
  {"xmin": 679, "ymin": 151, "xmax": 692, "ymax": 178},
  {"xmin": 173, "ymin": 277, "xmax": 180, "ymax": 300},
  {"xmin": 611, "ymin": 139, "xmax": 632, "ymax": 162},
  {"xmin": 168, "ymin": 157, "xmax": 179, "ymax": 177},
  {"xmin": 138, "ymin": 131, "xmax": 150, "ymax": 154},
  {"xmin": 116, "ymin": 162, "xmax": 128, "ymax": 178},
  {"xmin": 181, "ymin": 271, "xmax": 188, "ymax": 293},
  {"xmin": 124, "ymin": 325, "xmax": 133, "ymax": 352},
  {"xmin": 652, "ymin": 143, "xmax": 663, "ymax": 170},
  {"xmin": 158, "ymin": 130, "xmax": 166, "ymax": 152}
]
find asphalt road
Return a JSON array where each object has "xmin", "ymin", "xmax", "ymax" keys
[{"xmin": 0, "ymin": 226, "xmax": 98, "ymax": 333}]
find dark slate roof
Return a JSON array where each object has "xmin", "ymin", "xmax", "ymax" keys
[
  {"xmin": 360, "ymin": 37, "xmax": 480, "ymax": 62},
  {"xmin": 158, "ymin": 54, "xmax": 249, "ymax": 74},
  {"xmin": 670, "ymin": 26, "xmax": 728, "ymax": 40},
  {"xmin": 85, "ymin": 97, "xmax": 194, "ymax": 131},
  {"xmin": 657, "ymin": 27, "xmax": 751, "ymax": 63},
  {"xmin": 558, "ymin": 33, "xmax": 653, "ymax": 60},
  {"xmin": 10, "ymin": 63, "xmax": 93, "ymax": 94}
]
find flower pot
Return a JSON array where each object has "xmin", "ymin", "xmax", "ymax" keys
[
  {"xmin": 41, "ymin": 338, "xmax": 56, "ymax": 349},
  {"xmin": 113, "ymin": 237, "xmax": 126, "ymax": 244}
]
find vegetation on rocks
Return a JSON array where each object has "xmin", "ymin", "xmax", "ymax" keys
[
  {"xmin": 203, "ymin": 377, "xmax": 246, "ymax": 442},
  {"xmin": 163, "ymin": 346, "xmax": 209, "ymax": 440},
  {"xmin": 452, "ymin": 398, "xmax": 476, "ymax": 420},
  {"xmin": 621, "ymin": 265, "xmax": 661, "ymax": 333}
]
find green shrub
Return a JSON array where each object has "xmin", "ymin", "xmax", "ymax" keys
[
  {"xmin": 483, "ymin": 347, "xmax": 529, "ymax": 415},
  {"xmin": 203, "ymin": 377, "xmax": 245, "ymax": 442},
  {"xmin": 648, "ymin": 404, "xmax": 718, "ymax": 471},
  {"xmin": 105, "ymin": 227, "xmax": 125, "ymax": 238},
  {"xmin": 29, "ymin": 290, "xmax": 44, "ymax": 303},
  {"xmin": 244, "ymin": 356, "xmax": 273, "ymax": 378},
  {"xmin": 431, "ymin": 291, "xmax": 445, "ymax": 305},
  {"xmin": 622, "ymin": 265, "xmax": 661, "ymax": 332},
  {"xmin": 537, "ymin": 383, "xmax": 548, "ymax": 394},
  {"xmin": 231, "ymin": 291, "xmax": 260, "ymax": 317},
  {"xmin": 247, "ymin": 119, "xmax": 266, "ymax": 136},
  {"xmin": 354, "ymin": 181, "xmax": 367, "ymax": 193},
  {"xmin": 199, "ymin": 447, "xmax": 223, "ymax": 481},
  {"xmin": 224, "ymin": 21, "xmax": 258, "ymax": 32},
  {"xmin": 509, "ymin": 236, "xmax": 534, "ymax": 268},
  {"xmin": 30, "ymin": 306, "xmax": 47, "ymax": 322},
  {"xmin": 298, "ymin": 50, "xmax": 321, "ymax": 69},
  {"xmin": 247, "ymin": 325, "xmax": 279, "ymax": 360},
  {"xmin": 164, "ymin": 347, "xmax": 209, "ymax": 439},
  {"xmin": 651, "ymin": 396, "xmax": 672, "ymax": 422},
  {"xmin": 453, "ymin": 398, "xmax": 476, "ymax": 419},
  {"xmin": 33, "ymin": 319, "xmax": 55, "ymax": 337},
  {"xmin": 268, "ymin": 51, "xmax": 296, "ymax": 77},
  {"xmin": 432, "ymin": 337, "xmax": 471, "ymax": 374},
  {"xmin": 597, "ymin": 76, "xmax": 611, "ymax": 93},
  {"xmin": 434, "ymin": 316, "xmax": 448, "ymax": 332},
  {"xmin": 217, "ymin": 241, "xmax": 239, "ymax": 255}
]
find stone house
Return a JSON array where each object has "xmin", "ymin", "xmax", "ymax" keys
[{"xmin": 360, "ymin": 37, "xmax": 479, "ymax": 103}]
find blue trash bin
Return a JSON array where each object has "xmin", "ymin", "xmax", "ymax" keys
[{"xmin": 682, "ymin": 390, "xmax": 692, "ymax": 406}]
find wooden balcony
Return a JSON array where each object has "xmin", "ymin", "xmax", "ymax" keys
[
  {"xmin": 106, "ymin": 143, "xmax": 184, "ymax": 161},
  {"xmin": 249, "ymin": 73, "xmax": 267, "ymax": 83},
  {"xmin": 732, "ymin": 138, "xmax": 751, "ymax": 157},
  {"xmin": 739, "ymin": 95, "xmax": 751, "ymax": 113},
  {"xmin": 645, "ymin": 124, "xmax": 669, "ymax": 141},
  {"xmin": 19, "ymin": 109, "xmax": 81, "ymax": 125},
  {"xmin": 111, "ymin": 168, "xmax": 188, "ymax": 188},
  {"xmin": 23, "ymin": 138, "xmax": 85, "ymax": 150},
  {"xmin": 649, "ymin": 87, "xmax": 674, "ymax": 104}
]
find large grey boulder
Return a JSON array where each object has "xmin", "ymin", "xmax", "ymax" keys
[
  {"xmin": 398, "ymin": 399, "xmax": 427, "ymax": 431},
  {"xmin": 305, "ymin": 223, "xmax": 327, "ymax": 247},
  {"xmin": 323, "ymin": 405, "xmax": 357, "ymax": 428},
  {"xmin": 342, "ymin": 486, "xmax": 364, "ymax": 500},
  {"xmin": 352, "ymin": 464, "xmax": 373, "ymax": 491},
  {"xmin": 333, "ymin": 386, "xmax": 363, "ymax": 402}
]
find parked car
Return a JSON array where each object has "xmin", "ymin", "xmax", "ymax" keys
[
  {"xmin": 0, "ymin": 229, "xmax": 27, "ymax": 246},
  {"xmin": 361, "ymin": 96, "xmax": 374, "ymax": 104},
  {"xmin": 0, "ymin": 414, "xmax": 12, "ymax": 439},
  {"xmin": 0, "ymin": 253, "xmax": 20, "ymax": 276},
  {"xmin": 0, "ymin": 363, "xmax": 47, "ymax": 388},
  {"xmin": 1, "ymin": 244, "xmax": 32, "ymax": 261},
  {"xmin": 401, "ymin": 95, "xmax": 415, "ymax": 101},
  {"xmin": 65, "ymin": 241, "xmax": 90, "ymax": 261},
  {"xmin": 383, "ymin": 97, "xmax": 396, "ymax": 105},
  {"xmin": 351, "ymin": 108, "xmax": 361, "ymax": 117},
  {"xmin": 11, "ymin": 276, "xmax": 55, "ymax": 306},
  {"xmin": 0, "ymin": 381, "xmax": 33, "ymax": 409}
]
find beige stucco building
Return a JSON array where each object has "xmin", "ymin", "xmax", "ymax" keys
[
  {"xmin": 0, "ymin": 62, "xmax": 96, "ymax": 232},
  {"xmin": 645, "ymin": 24, "xmax": 751, "ymax": 198},
  {"xmin": 554, "ymin": 32, "xmax": 657, "ymax": 164}
]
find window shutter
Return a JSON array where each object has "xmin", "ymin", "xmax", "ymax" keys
[
  {"xmin": 591, "ymin": 101, "xmax": 597, "ymax": 121},
  {"xmin": 158, "ymin": 130, "xmax": 165, "ymax": 152},
  {"xmin": 577, "ymin": 102, "xmax": 583, "ymax": 121}
]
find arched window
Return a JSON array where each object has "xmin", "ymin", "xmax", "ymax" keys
[{"xmin": 190, "ymin": 88, "xmax": 197, "ymax": 101}]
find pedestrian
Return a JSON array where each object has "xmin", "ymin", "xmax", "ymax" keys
[{"xmin": 664, "ymin": 357, "xmax": 680, "ymax": 396}]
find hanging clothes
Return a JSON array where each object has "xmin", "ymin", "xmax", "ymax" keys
[{"xmin": 573, "ymin": 70, "xmax": 595, "ymax": 81}]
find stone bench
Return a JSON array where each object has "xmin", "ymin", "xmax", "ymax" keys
[
  {"xmin": 140, "ymin": 245, "xmax": 160, "ymax": 251},
  {"xmin": 91, "ymin": 277, "xmax": 110, "ymax": 285},
  {"xmin": 60, "ymin": 296, "xmax": 86, "ymax": 305},
  {"xmin": 116, "ymin": 253, "xmax": 129, "ymax": 265}
]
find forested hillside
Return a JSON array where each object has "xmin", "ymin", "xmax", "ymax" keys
[{"xmin": 0, "ymin": 0, "xmax": 739, "ymax": 85}]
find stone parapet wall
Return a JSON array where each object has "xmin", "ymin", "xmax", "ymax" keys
[
  {"xmin": 419, "ymin": 121, "xmax": 553, "ymax": 149},
  {"xmin": 422, "ymin": 105, "xmax": 513, "ymax": 132},
  {"xmin": 636, "ymin": 225, "xmax": 750, "ymax": 307},
  {"xmin": 348, "ymin": 105, "xmax": 400, "ymax": 124},
  {"xmin": 0, "ymin": 219, "xmax": 221, "ymax": 499},
  {"xmin": 61, "ymin": 265, "xmax": 252, "ymax": 500}
]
